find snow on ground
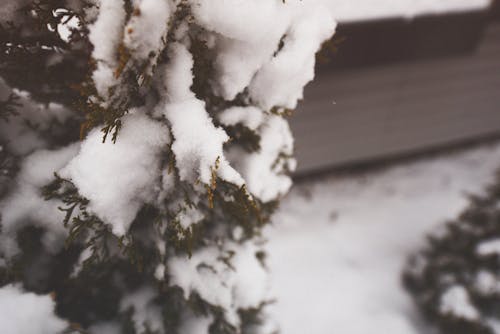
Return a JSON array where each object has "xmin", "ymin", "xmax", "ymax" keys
[
  {"xmin": 267, "ymin": 141, "xmax": 500, "ymax": 334},
  {"xmin": 327, "ymin": 0, "xmax": 492, "ymax": 22}
]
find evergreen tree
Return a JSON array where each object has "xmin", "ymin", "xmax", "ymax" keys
[
  {"xmin": 404, "ymin": 173, "xmax": 500, "ymax": 334},
  {"xmin": 0, "ymin": 1, "xmax": 336, "ymax": 333}
]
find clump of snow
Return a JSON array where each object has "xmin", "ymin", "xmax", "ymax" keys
[
  {"xmin": 60, "ymin": 112, "xmax": 170, "ymax": 236},
  {"xmin": 177, "ymin": 205, "xmax": 204, "ymax": 230},
  {"xmin": 120, "ymin": 286, "xmax": 164, "ymax": 334},
  {"xmin": 71, "ymin": 247, "xmax": 94, "ymax": 277},
  {"xmin": 0, "ymin": 144, "xmax": 79, "ymax": 255},
  {"xmin": 474, "ymin": 270, "xmax": 500, "ymax": 296},
  {"xmin": 249, "ymin": 6, "xmax": 336, "ymax": 110},
  {"xmin": 218, "ymin": 106, "xmax": 265, "ymax": 131},
  {"xmin": 168, "ymin": 241, "xmax": 269, "ymax": 325},
  {"xmin": 159, "ymin": 43, "xmax": 244, "ymax": 186},
  {"xmin": 439, "ymin": 285, "xmax": 480, "ymax": 320},
  {"xmin": 228, "ymin": 114, "xmax": 295, "ymax": 202},
  {"xmin": 0, "ymin": 284, "xmax": 67, "ymax": 334},
  {"xmin": 189, "ymin": 0, "xmax": 288, "ymax": 100},
  {"xmin": 54, "ymin": 8, "xmax": 81, "ymax": 42},
  {"xmin": 190, "ymin": 0, "xmax": 336, "ymax": 108},
  {"xmin": 476, "ymin": 238, "xmax": 500, "ymax": 257},
  {"xmin": 0, "ymin": 80, "xmax": 76, "ymax": 156},
  {"xmin": 88, "ymin": 0, "xmax": 126, "ymax": 98},
  {"xmin": 124, "ymin": 0, "xmax": 172, "ymax": 75}
]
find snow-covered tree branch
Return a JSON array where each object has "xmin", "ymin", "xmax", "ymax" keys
[{"xmin": 0, "ymin": 0, "xmax": 335, "ymax": 333}]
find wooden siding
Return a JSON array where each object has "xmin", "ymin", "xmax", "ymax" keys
[{"xmin": 291, "ymin": 22, "xmax": 500, "ymax": 174}]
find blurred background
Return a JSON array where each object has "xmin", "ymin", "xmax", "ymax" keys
[
  {"xmin": 293, "ymin": 0, "xmax": 500, "ymax": 174},
  {"xmin": 269, "ymin": 1, "xmax": 500, "ymax": 333}
]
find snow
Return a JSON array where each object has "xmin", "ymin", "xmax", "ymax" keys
[
  {"xmin": 159, "ymin": 43, "xmax": 244, "ymax": 186},
  {"xmin": 88, "ymin": 0, "xmax": 126, "ymax": 98},
  {"xmin": 476, "ymin": 238, "xmax": 500, "ymax": 256},
  {"xmin": 0, "ymin": 80, "xmax": 75, "ymax": 156},
  {"xmin": 177, "ymin": 205, "xmax": 204, "ymax": 230},
  {"xmin": 168, "ymin": 241, "xmax": 269, "ymax": 326},
  {"xmin": 54, "ymin": 8, "xmax": 81, "ymax": 42},
  {"xmin": 0, "ymin": 285, "xmax": 67, "ymax": 334},
  {"xmin": 267, "ymin": 142, "xmax": 500, "ymax": 334},
  {"xmin": 439, "ymin": 285, "xmax": 479, "ymax": 320},
  {"xmin": 189, "ymin": 0, "xmax": 289, "ymax": 100},
  {"xmin": 248, "ymin": 5, "xmax": 336, "ymax": 110},
  {"xmin": 218, "ymin": 106, "xmax": 265, "ymax": 131},
  {"xmin": 123, "ymin": 0, "xmax": 172, "ymax": 74},
  {"xmin": 178, "ymin": 312, "xmax": 212, "ymax": 334},
  {"xmin": 228, "ymin": 114, "xmax": 295, "ymax": 202},
  {"xmin": 0, "ymin": 144, "xmax": 79, "ymax": 256},
  {"xmin": 475, "ymin": 270, "xmax": 500, "ymax": 296},
  {"xmin": 120, "ymin": 286, "xmax": 164, "ymax": 334},
  {"xmin": 60, "ymin": 112, "xmax": 170, "ymax": 236},
  {"xmin": 326, "ymin": 0, "xmax": 492, "ymax": 22},
  {"xmin": 190, "ymin": 0, "xmax": 336, "ymax": 106}
]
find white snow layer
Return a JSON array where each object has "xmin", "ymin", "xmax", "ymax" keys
[
  {"xmin": 60, "ymin": 113, "xmax": 170, "ymax": 236},
  {"xmin": 120, "ymin": 286, "xmax": 164, "ymax": 333},
  {"xmin": 0, "ymin": 285, "xmax": 67, "ymax": 334},
  {"xmin": 248, "ymin": 5, "xmax": 336, "ymax": 110},
  {"xmin": 476, "ymin": 238, "xmax": 500, "ymax": 256},
  {"xmin": 266, "ymin": 142, "xmax": 500, "ymax": 334},
  {"xmin": 168, "ymin": 241, "xmax": 269, "ymax": 326},
  {"xmin": 218, "ymin": 106, "xmax": 265, "ymax": 131},
  {"xmin": 326, "ymin": 0, "xmax": 492, "ymax": 22},
  {"xmin": 439, "ymin": 285, "xmax": 480, "ymax": 320},
  {"xmin": 88, "ymin": 0, "xmax": 127, "ymax": 98},
  {"xmin": 159, "ymin": 43, "xmax": 244, "ymax": 186},
  {"xmin": 123, "ymin": 0, "xmax": 172, "ymax": 73},
  {"xmin": 191, "ymin": 0, "xmax": 336, "ymax": 108},
  {"xmin": 0, "ymin": 145, "xmax": 79, "ymax": 256},
  {"xmin": 0, "ymin": 79, "xmax": 75, "ymax": 156},
  {"xmin": 227, "ymin": 114, "xmax": 295, "ymax": 202},
  {"xmin": 475, "ymin": 270, "xmax": 500, "ymax": 296}
]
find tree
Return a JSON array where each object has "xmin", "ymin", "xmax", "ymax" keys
[
  {"xmin": 0, "ymin": 1, "xmax": 336, "ymax": 333},
  {"xmin": 404, "ymin": 173, "xmax": 500, "ymax": 334}
]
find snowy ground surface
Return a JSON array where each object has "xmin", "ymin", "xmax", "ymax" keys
[
  {"xmin": 327, "ymin": 0, "xmax": 492, "ymax": 22},
  {"xmin": 267, "ymin": 141, "xmax": 500, "ymax": 334}
]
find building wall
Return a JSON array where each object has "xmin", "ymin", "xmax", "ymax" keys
[{"xmin": 292, "ymin": 16, "xmax": 500, "ymax": 174}]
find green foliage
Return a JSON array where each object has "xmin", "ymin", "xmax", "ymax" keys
[{"xmin": 404, "ymin": 172, "xmax": 500, "ymax": 334}]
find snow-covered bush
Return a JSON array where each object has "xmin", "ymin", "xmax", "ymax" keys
[
  {"xmin": 0, "ymin": 1, "xmax": 336, "ymax": 333},
  {"xmin": 404, "ymin": 173, "xmax": 500, "ymax": 334}
]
